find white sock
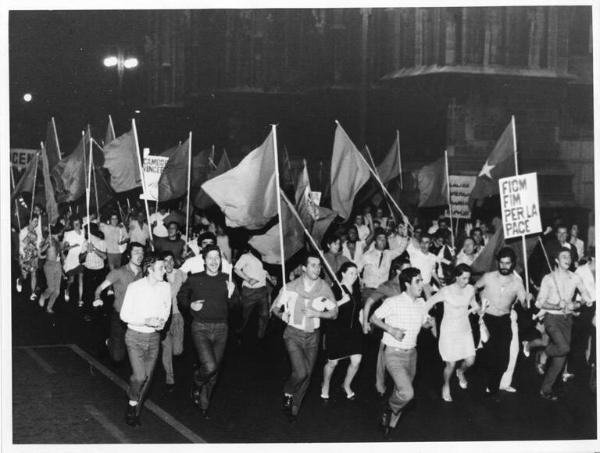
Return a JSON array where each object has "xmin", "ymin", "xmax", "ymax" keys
[{"xmin": 128, "ymin": 400, "xmax": 138, "ymax": 406}]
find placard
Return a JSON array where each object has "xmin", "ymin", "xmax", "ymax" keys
[
  {"xmin": 10, "ymin": 149, "xmax": 37, "ymax": 170},
  {"xmin": 448, "ymin": 175, "xmax": 476, "ymax": 218},
  {"xmin": 139, "ymin": 155, "xmax": 169, "ymax": 201},
  {"xmin": 499, "ymin": 172, "xmax": 542, "ymax": 239}
]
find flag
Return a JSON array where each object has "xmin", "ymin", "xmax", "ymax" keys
[
  {"xmin": 330, "ymin": 123, "xmax": 371, "ymax": 220},
  {"xmin": 12, "ymin": 152, "xmax": 40, "ymax": 197},
  {"xmin": 194, "ymin": 150, "xmax": 232, "ymax": 209},
  {"xmin": 158, "ymin": 139, "xmax": 190, "ymax": 201},
  {"xmin": 202, "ymin": 130, "xmax": 278, "ymax": 230},
  {"xmin": 45, "ymin": 118, "xmax": 61, "ymax": 170},
  {"xmin": 469, "ymin": 120, "xmax": 516, "ymax": 205},
  {"xmin": 102, "ymin": 130, "xmax": 142, "ymax": 193},
  {"xmin": 40, "ymin": 145, "xmax": 59, "ymax": 225},
  {"xmin": 377, "ymin": 135, "xmax": 401, "ymax": 184},
  {"xmin": 105, "ymin": 115, "xmax": 116, "ymax": 145},
  {"xmin": 248, "ymin": 192, "xmax": 305, "ymax": 265},
  {"xmin": 51, "ymin": 131, "xmax": 89, "ymax": 203},
  {"xmin": 417, "ymin": 156, "xmax": 447, "ymax": 208},
  {"xmin": 90, "ymin": 166, "xmax": 115, "ymax": 211}
]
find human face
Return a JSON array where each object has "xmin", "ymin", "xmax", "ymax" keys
[
  {"xmin": 205, "ymin": 250, "xmax": 221, "ymax": 274},
  {"xmin": 472, "ymin": 230, "xmax": 482, "ymax": 244},
  {"xmin": 455, "ymin": 271, "xmax": 471, "ymax": 288},
  {"xmin": 375, "ymin": 208, "xmax": 384, "ymax": 218},
  {"xmin": 73, "ymin": 220, "xmax": 81, "ymax": 230},
  {"xmin": 375, "ymin": 234, "xmax": 387, "ymax": 250},
  {"xmin": 498, "ymin": 257, "xmax": 514, "ymax": 276},
  {"xmin": 150, "ymin": 260, "xmax": 166, "ymax": 280},
  {"xmin": 110, "ymin": 215, "xmax": 119, "ymax": 226},
  {"xmin": 414, "ymin": 228, "xmax": 422, "ymax": 242},
  {"xmin": 570, "ymin": 225, "xmax": 579, "ymax": 238},
  {"xmin": 303, "ymin": 257, "xmax": 322, "ymax": 281},
  {"xmin": 463, "ymin": 238, "xmax": 475, "ymax": 255},
  {"xmin": 31, "ymin": 217, "xmax": 39, "ymax": 229},
  {"xmin": 129, "ymin": 246, "xmax": 144, "ymax": 267},
  {"xmin": 556, "ymin": 227, "xmax": 568, "ymax": 244},
  {"xmin": 201, "ymin": 238, "xmax": 215, "ymax": 249},
  {"xmin": 168, "ymin": 223, "xmax": 178, "ymax": 238},
  {"xmin": 556, "ymin": 250, "xmax": 572, "ymax": 270},
  {"xmin": 348, "ymin": 227, "xmax": 358, "ymax": 242},
  {"xmin": 328, "ymin": 238, "xmax": 341, "ymax": 254},
  {"xmin": 407, "ymin": 274, "xmax": 424, "ymax": 298},
  {"xmin": 342, "ymin": 266, "xmax": 358, "ymax": 286},
  {"xmin": 355, "ymin": 215, "xmax": 364, "ymax": 226},
  {"xmin": 420, "ymin": 237, "xmax": 431, "ymax": 253},
  {"xmin": 163, "ymin": 255, "xmax": 175, "ymax": 273}
]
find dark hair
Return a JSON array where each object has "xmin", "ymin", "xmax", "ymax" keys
[
  {"xmin": 70, "ymin": 215, "xmax": 82, "ymax": 225},
  {"xmin": 398, "ymin": 267, "xmax": 421, "ymax": 292},
  {"xmin": 453, "ymin": 263, "xmax": 472, "ymax": 278},
  {"xmin": 556, "ymin": 246, "xmax": 573, "ymax": 258},
  {"xmin": 336, "ymin": 261, "xmax": 358, "ymax": 281},
  {"xmin": 389, "ymin": 257, "xmax": 410, "ymax": 280},
  {"xmin": 373, "ymin": 227, "xmax": 386, "ymax": 239},
  {"xmin": 496, "ymin": 247, "xmax": 516, "ymax": 264},
  {"xmin": 197, "ymin": 232, "xmax": 217, "ymax": 247},
  {"xmin": 420, "ymin": 233, "xmax": 432, "ymax": 242},
  {"xmin": 324, "ymin": 233, "xmax": 340, "ymax": 247},
  {"xmin": 471, "ymin": 227, "xmax": 482, "ymax": 236},
  {"xmin": 201, "ymin": 244, "xmax": 221, "ymax": 261},
  {"xmin": 303, "ymin": 251, "xmax": 321, "ymax": 266},
  {"xmin": 160, "ymin": 250, "xmax": 175, "ymax": 260},
  {"xmin": 125, "ymin": 242, "xmax": 145, "ymax": 262},
  {"xmin": 142, "ymin": 252, "xmax": 162, "ymax": 276}
]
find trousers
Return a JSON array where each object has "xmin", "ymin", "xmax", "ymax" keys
[
  {"xmin": 482, "ymin": 313, "xmax": 512, "ymax": 394},
  {"xmin": 541, "ymin": 314, "xmax": 572, "ymax": 393},
  {"xmin": 124, "ymin": 329, "xmax": 160, "ymax": 408},
  {"xmin": 191, "ymin": 321, "xmax": 228, "ymax": 410}
]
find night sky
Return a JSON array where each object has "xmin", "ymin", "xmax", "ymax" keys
[{"xmin": 10, "ymin": 10, "xmax": 148, "ymax": 151}]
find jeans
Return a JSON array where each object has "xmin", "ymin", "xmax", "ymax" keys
[
  {"xmin": 283, "ymin": 325, "xmax": 320, "ymax": 416},
  {"xmin": 42, "ymin": 260, "xmax": 62, "ymax": 309},
  {"xmin": 161, "ymin": 313, "xmax": 184, "ymax": 385},
  {"xmin": 109, "ymin": 310, "xmax": 128, "ymax": 362},
  {"xmin": 124, "ymin": 329, "xmax": 161, "ymax": 409},
  {"xmin": 191, "ymin": 321, "xmax": 228, "ymax": 410},
  {"xmin": 239, "ymin": 286, "xmax": 269, "ymax": 338},
  {"xmin": 482, "ymin": 313, "xmax": 512, "ymax": 394},
  {"xmin": 384, "ymin": 346, "xmax": 417, "ymax": 427},
  {"xmin": 542, "ymin": 314, "xmax": 573, "ymax": 393}
]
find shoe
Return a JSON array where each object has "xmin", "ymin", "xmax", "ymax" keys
[
  {"xmin": 456, "ymin": 369, "xmax": 468, "ymax": 389},
  {"xmin": 343, "ymin": 388, "xmax": 356, "ymax": 400},
  {"xmin": 125, "ymin": 404, "xmax": 138, "ymax": 426},
  {"xmin": 540, "ymin": 390, "xmax": 558, "ymax": 401},
  {"xmin": 376, "ymin": 389, "xmax": 386, "ymax": 400},
  {"xmin": 166, "ymin": 383, "xmax": 175, "ymax": 393},
  {"xmin": 442, "ymin": 386, "xmax": 453, "ymax": 402},
  {"xmin": 536, "ymin": 362, "xmax": 546, "ymax": 375},
  {"xmin": 522, "ymin": 341, "xmax": 530, "ymax": 357},
  {"xmin": 500, "ymin": 386, "xmax": 517, "ymax": 393},
  {"xmin": 83, "ymin": 314, "xmax": 92, "ymax": 322},
  {"xmin": 107, "ymin": 288, "xmax": 114, "ymax": 296},
  {"xmin": 282, "ymin": 394, "xmax": 293, "ymax": 414},
  {"xmin": 30, "ymin": 293, "xmax": 38, "ymax": 301},
  {"xmin": 199, "ymin": 408, "xmax": 210, "ymax": 419},
  {"xmin": 64, "ymin": 292, "xmax": 70, "ymax": 302},
  {"xmin": 191, "ymin": 386, "xmax": 201, "ymax": 407},
  {"xmin": 562, "ymin": 372, "xmax": 575, "ymax": 382},
  {"xmin": 78, "ymin": 300, "xmax": 84, "ymax": 308},
  {"xmin": 46, "ymin": 308, "xmax": 55, "ymax": 315},
  {"xmin": 38, "ymin": 296, "xmax": 45, "ymax": 308},
  {"xmin": 16, "ymin": 278, "xmax": 22, "ymax": 293},
  {"xmin": 381, "ymin": 410, "xmax": 392, "ymax": 439}
]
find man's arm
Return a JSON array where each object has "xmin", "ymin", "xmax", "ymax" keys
[
  {"xmin": 370, "ymin": 312, "xmax": 405, "ymax": 343},
  {"xmin": 575, "ymin": 274, "xmax": 594, "ymax": 306},
  {"xmin": 94, "ymin": 279, "xmax": 113, "ymax": 300}
]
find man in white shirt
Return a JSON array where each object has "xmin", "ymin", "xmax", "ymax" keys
[
  {"xmin": 407, "ymin": 233, "xmax": 440, "ymax": 298},
  {"xmin": 62, "ymin": 217, "xmax": 86, "ymax": 305},
  {"xmin": 180, "ymin": 232, "xmax": 232, "ymax": 276},
  {"xmin": 342, "ymin": 225, "xmax": 367, "ymax": 264},
  {"xmin": 121, "ymin": 253, "xmax": 171, "ymax": 426},
  {"xmin": 357, "ymin": 228, "xmax": 405, "ymax": 302},
  {"xmin": 370, "ymin": 267, "xmax": 432, "ymax": 438},
  {"xmin": 81, "ymin": 223, "xmax": 107, "ymax": 320},
  {"xmin": 234, "ymin": 247, "xmax": 275, "ymax": 340}
]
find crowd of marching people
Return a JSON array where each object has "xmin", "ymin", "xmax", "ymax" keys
[{"xmin": 10, "ymin": 199, "xmax": 596, "ymax": 438}]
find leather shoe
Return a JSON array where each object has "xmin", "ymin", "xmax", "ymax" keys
[
  {"xmin": 282, "ymin": 394, "xmax": 293, "ymax": 414},
  {"xmin": 199, "ymin": 408, "xmax": 210, "ymax": 419},
  {"xmin": 380, "ymin": 409, "xmax": 393, "ymax": 438},
  {"xmin": 125, "ymin": 404, "xmax": 138, "ymax": 427}
]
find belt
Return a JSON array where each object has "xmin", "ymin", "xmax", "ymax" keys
[{"xmin": 383, "ymin": 345, "xmax": 414, "ymax": 352}]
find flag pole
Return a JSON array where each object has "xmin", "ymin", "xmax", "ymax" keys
[
  {"xmin": 108, "ymin": 114, "xmax": 116, "ymax": 141},
  {"xmin": 51, "ymin": 117, "xmax": 62, "ymax": 159},
  {"xmin": 511, "ymin": 115, "xmax": 529, "ymax": 296},
  {"xmin": 29, "ymin": 152, "xmax": 40, "ymax": 222},
  {"xmin": 271, "ymin": 125, "xmax": 287, "ymax": 285},
  {"xmin": 185, "ymin": 132, "xmax": 192, "ymax": 247},
  {"xmin": 40, "ymin": 142, "xmax": 53, "ymax": 232},
  {"xmin": 280, "ymin": 190, "xmax": 345, "ymax": 293},
  {"xmin": 209, "ymin": 144, "xmax": 216, "ymax": 170},
  {"xmin": 91, "ymin": 156, "xmax": 100, "ymax": 219},
  {"xmin": 364, "ymin": 145, "xmax": 396, "ymax": 225},
  {"xmin": 86, "ymin": 131, "xmax": 93, "ymax": 240},
  {"xmin": 131, "ymin": 118, "xmax": 154, "ymax": 251},
  {"xmin": 396, "ymin": 130, "xmax": 403, "ymax": 190},
  {"xmin": 444, "ymin": 150, "xmax": 455, "ymax": 250},
  {"xmin": 10, "ymin": 165, "xmax": 22, "ymax": 230}
]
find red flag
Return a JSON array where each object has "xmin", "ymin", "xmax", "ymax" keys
[
  {"xmin": 469, "ymin": 120, "xmax": 516, "ymax": 205},
  {"xmin": 201, "ymin": 130, "xmax": 278, "ymax": 230},
  {"xmin": 51, "ymin": 131, "xmax": 89, "ymax": 203},
  {"xmin": 194, "ymin": 150, "xmax": 233, "ymax": 209},
  {"xmin": 377, "ymin": 135, "xmax": 401, "ymax": 184},
  {"xmin": 12, "ymin": 151, "xmax": 40, "ymax": 197},
  {"xmin": 102, "ymin": 130, "xmax": 142, "ymax": 193},
  {"xmin": 158, "ymin": 139, "xmax": 190, "ymax": 201},
  {"xmin": 41, "ymin": 144, "xmax": 59, "ymax": 225},
  {"xmin": 417, "ymin": 156, "xmax": 447, "ymax": 207},
  {"xmin": 45, "ymin": 118, "xmax": 61, "ymax": 170},
  {"xmin": 330, "ymin": 123, "xmax": 371, "ymax": 220}
]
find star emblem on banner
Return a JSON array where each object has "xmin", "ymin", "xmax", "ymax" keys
[{"xmin": 478, "ymin": 160, "xmax": 495, "ymax": 179}]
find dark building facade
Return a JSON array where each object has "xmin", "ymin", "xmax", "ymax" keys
[{"xmin": 142, "ymin": 7, "xmax": 593, "ymax": 223}]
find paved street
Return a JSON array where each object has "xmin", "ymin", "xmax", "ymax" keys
[{"xmin": 10, "ymin": 279, "xmax": 597, "ymax": 444}]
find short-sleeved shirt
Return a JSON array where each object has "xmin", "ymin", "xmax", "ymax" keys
[
  {"xmin": 105, "ymin": 264, "xmax": 142, "ymax": 312},
  {"xmin": 100, "ymin": 223, "xmax": 126, "ymax": 254},
  {"xmin": 128, "ymin": 220, "xmax": 150, "ymax": 245},
  {"xmin": 359, "ymin": 248, "xmax": 404, "ymax": 289},
  {"xmin": 234, "ymin": 253, "xmax": 267, "ymax": 288},
  {"xmin": 62, "ymin": 229, "xmax": 86, "ymax": 272},
  {"xmin": 82, "ymin": 236, "xmax": 107, "ymax": 270},
  {"xmin": 374, "ymin": 293, "xmax": 429, "ymax": 349},
  {"xmin": 408, "ymin": 248, "xmax": 438, "ymax": 285}
]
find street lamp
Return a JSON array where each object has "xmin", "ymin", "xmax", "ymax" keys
[
  {"xmin": 23, "ymin": 93, "xmax": 32, "ymax": 102},
  {"xmin": 103, "ymin": 52, "xmax": 139, "ymax": 107}
]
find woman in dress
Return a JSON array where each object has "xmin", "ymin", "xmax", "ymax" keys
[
  {"xmin": 321, "ymin": 261, "xmax": 364, "ymax": 401},
  {"xmin": 426, "ymin": 263, "xmax": 480, "ymax": 402}
]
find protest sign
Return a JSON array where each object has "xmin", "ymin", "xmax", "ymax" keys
[
  {"xmin": 448, "ymin": 175, "xmax": 476, "ymax": 218},
  {"xmin": 139, "ymin": 155, "xmax": 169, "ymax": 201},
  {"xmin": 10, "ymin": 149, "xmax": 37, "ymax": 170},
  {"xmin": 499, "ymin": 172, "xmax": 542, "ymax": 239}
]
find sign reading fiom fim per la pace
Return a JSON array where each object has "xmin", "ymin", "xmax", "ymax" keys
[{"xmin": 499, "ymin": 172, "xmax": 542, "ymax": 239}]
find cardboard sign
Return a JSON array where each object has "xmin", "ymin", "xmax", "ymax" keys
[
  {"xmin": 499, "ymin": 172, "xmax": 542, "ymax": 239},
  {"xmin": 448, "ymin": 175, "xmax": 476, "ymax": 219},
  {"xmin": 10, "ymin": 149, "xmax": 37, "ymax": 170},
  {"xmin": 139, "ymin": 155, "xmax": 169, "ymax": 201}
]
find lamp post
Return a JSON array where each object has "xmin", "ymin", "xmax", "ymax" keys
[{"xmin": 103, "ymin": 52, "xmax": 138, "ymax": 107}]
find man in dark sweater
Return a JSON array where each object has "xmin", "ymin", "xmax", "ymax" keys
[{"xmin": 177, "ymin": 244, "xmax": 237, "ymax": 418}]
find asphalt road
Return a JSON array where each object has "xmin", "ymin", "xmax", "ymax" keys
[{"xmin": 9, "ymin": 271, "xmax": 597, "ymax": 444}]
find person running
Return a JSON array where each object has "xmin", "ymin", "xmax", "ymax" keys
[
  {"xmin": 321, "ymin": 261, "xmax": 364, "ymax": 402},
  {"xmin": 322, "ymin": 234, "xmax": 350, "ymax": 285},
  {"xmin": 81, "ymin": 223, "xmax": 107, "ymax": 320},
  {"xmin": 120, "ymin": 253, "xmax": 171, "ymax": 426},
  {"xmin": 474, "ymin": 247, "xmax": 530, "ymax": 398},
  {"xmin": 426, "ymin": 264, "xmax": 479, "ymax": 402},
  {"xmin": 177, "ymin": 244, "xmax": 237, "ymax": 418},
  {"xmin": 160, "ymin": 250, "xmax": 187, "ymax": 392},
  {"xmin": 94, "ymin": 242, "xmax": 145, "ymax": 364},
  {"xmin": 38, "ymin": 225, "xmax": 63, "ymax": 314},
  {"xmin": 270, "ymin": 253, "xmax": 339, "ymax": 421},
  {"xmin": 341, "ymin": 225, "xmax": 367, "ymax": 264},
  {"xmin": 535, "ymin": 247, "xmax": 593, "ymax": 400},
  {"xmin": 180, "ymin": 232, "xmax": 233, "ymax": 276},
  {"xmin": 18, "ymin": 215, "xmax": 40, "ymax": 301},
  {"xmin": 100, "ymin": 212, "xmax": 129, "ymax": 271},
  {"xmin": 62, "ymin": 216, "xmax": 86, "ymax": 305}
]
